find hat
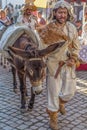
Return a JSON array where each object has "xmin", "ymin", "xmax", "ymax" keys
[
  {"xmin": 22, "ymin": 0, "xmax": 37, "ymax": 12},
  {"xmin": 53, "ymin": 0, "xmax": 74, "ymax": 21}
]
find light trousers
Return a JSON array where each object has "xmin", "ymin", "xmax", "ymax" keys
[{"xmin": 47, "ymin": 65, "xmax": 76, "ymax": 112}]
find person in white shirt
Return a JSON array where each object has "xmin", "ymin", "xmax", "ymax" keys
[{"xmin": 17, "ymin": 3, "xmax": 38, "ymax": 30}]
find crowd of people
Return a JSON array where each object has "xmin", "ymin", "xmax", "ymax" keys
[
  {"xmin": 0, "ymin": 2, "xmax": 87, "ymax": 38},
  {"xmin": 0, "ymin": 4, "xmax": 20, "ymax": 25},
  {"xmin": 0, "ymin": 3, "xmax": 46, "ymax": 30}
]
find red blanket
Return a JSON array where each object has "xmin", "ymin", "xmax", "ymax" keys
[{"xmin": 76, "ymin": 64, "xmax": 87, "ymax": 70}]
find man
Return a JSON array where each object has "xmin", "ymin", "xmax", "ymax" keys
[
  {"xmin": 17, "ymin": 2, "xmax": 38, "ymax": 30},
  {"xmin": 37, "ymin": 1, "xmax": 80, "ymax": 130}
]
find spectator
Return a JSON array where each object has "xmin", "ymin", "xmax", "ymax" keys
[
  {"xmin": 0, "ymin": 9, "xmax": 11, "ymax": 40},
  {"xmin": 84, "ymin": 11, "xmax": 87, "ymax": 22},
  {"xmin": 75, "ymin": 20, "xmax": 82, "ymax": 37},
  {"xmin": 79, "ymin": 9, "xmax": 83, "ymax": 21},
  {"xmin": 0, "ymin": 10, "xmax": 11, "ymax": 26},
  {"xmin": 13, "ymin": 5, "xmax": 19, "ymax": 23},
  {"xmin": 4, "ymin": 3, "xmax": 14, "ymax": 20},
  {"xmin": 82, "ymin": 22, "xmax": 87, "ymax": 45},
  {"xmin": 17, "ymin": 2, "xmax": 38, "ymax": 30},
  {"xmin": 37, "ymin": 11, "xmax": 46, "ymax": 27}
]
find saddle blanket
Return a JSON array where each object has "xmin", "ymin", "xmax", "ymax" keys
[{"xmin": 0, "ymin": 23, "xmax": 39, "ymax": 52}]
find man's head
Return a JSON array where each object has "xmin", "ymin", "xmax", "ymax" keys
[
  {"xmin": 21, "ymin": 2, "xmax": 37, "ymax": 16},
  {"xmin": 75, "ymin": 20, "xmax": 82, "ymax": 28},
  {"xmin": 53, "ymin": 0, "xmax": 73, "ymax": 24},
  {"xmin": 37, "ymin": 11, "xmax": 42, "ymax": 18}
]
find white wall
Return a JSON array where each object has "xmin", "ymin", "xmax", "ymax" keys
[{"xmin": 2, "ymin": 0, "xmax": 25, "ymax": 9}]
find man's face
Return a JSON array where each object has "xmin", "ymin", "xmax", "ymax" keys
[
  {"xmin": 0, "ymin": 11, "xmax": 6, "ymax": 19},
  {"xmin": 75, "ymin": 21, "xmax": 81, "ymax": 28},
  {"xmin": 55, "ymin": 7, "xmax": 68, "ymax": 24},
  {"xmin": 26, "ymin": 9, "xmax": 32, "ymax": 15},
  {"xmin": 38, "ymin": 13, "xmax": 42, "ymax": 18}
]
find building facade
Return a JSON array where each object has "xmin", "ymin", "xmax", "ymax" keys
[{"xmin": 1, "ymin": 0, "xmax": 24, "ymax": 9}]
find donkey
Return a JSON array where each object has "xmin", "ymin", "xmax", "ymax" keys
[{"xmin": 7, "ymin": 33, "xmax": 65, "ymax": 111}]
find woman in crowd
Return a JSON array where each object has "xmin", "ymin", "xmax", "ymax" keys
[{"xmin": 0, "ymin": 9, "xmax": 11, "ymax": 26}]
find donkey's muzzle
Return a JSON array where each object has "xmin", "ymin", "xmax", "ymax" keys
[{"xmin": 32, "ymin": 85, "xmax": 43, "ymax": 95}]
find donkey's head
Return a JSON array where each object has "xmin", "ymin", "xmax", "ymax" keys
[{"xmin": 8, "ymin": 41, "xmax": 65, "ymax": 94}]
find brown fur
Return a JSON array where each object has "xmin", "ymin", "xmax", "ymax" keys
[{"xmin": 37, "ymin": 22, "xmax": 69, "ymax": 45}]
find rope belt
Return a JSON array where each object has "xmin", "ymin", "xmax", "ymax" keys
[
  {"xmin": 29, "ymin": 58, "xmax": 42, "ymax": 61},
  {"xmin": 54, "ymin": 61, "xmax": 65, "ymax": 79}
]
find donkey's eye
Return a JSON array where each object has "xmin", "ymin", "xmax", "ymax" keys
[
  {"xmin": 40, "ymin": 70, "xmax": 42, "ymax": 76},
  {"xmin": 29, "ymin": 69, "xmax": 33, "ymax": 76},
  {"xmin": 41, "ymin": 69, "xmax": 44, "ymax": 74}
]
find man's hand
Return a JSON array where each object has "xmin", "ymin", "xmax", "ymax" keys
[{"xmin": 66, "ymin": 59, "xmax": 76, "ymax": 67}]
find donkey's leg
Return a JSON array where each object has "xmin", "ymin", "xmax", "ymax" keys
[
  {"xmin": 3, "ymin": 57, "xmax": 7, "ymax": 68},
  {"xmin": 11, "ymin": 66, "xmax": 18, "ymax": 93},
  {"xmin": 0, "ymin": 53, "xmax": 3, "ymax": 65},
  {"xmin": 28, "ymin": 87, "xmax": 35, "ymax": 110},
  {"xmin": 18, "ymin": 72, "xmax": 26, "ymax": 110},
  {"xmin": 2, "ymin": 55, "xmax": 4, "ymax": 67},
  {"xmin": 23, "ymin": 75, "xmax": 28, "ymax": 99}
]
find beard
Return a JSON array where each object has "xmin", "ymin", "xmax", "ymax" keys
[
  {"xmin": 26, "ymin": 12, "xmax": 31, "ymax": 16},
  {"xmin": 56, "ymin": 18, "xmax": 67, "ymax": 24}
]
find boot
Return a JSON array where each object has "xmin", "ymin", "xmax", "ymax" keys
[
  {"xmin": 46, "ymin": 109, "xmax": 58, "ymax": 130},
  {"xmin": 59, "ymin": 98, "xmax": 67, "ymax": 115}
]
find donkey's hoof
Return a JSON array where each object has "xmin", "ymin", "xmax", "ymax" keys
[
  {"xmin": 26, "ymin": 93, "xmax": 28, "ymax": 97},
  {"xmin": 3, "ymin": 65, "xmax": 6, "ymax": 68},
  {"xmin": 28, "ymin": 105, "xmax": 33, "ymax": 111},
  {"xmin": 20, "ymin": 107, "xmax": 26, "ymax": 113},
  {"xmin": 27, "ymin": 107, "xmax": 33, "ymax": 112},
  {"xmin": 26, "ymin": 95, "xmax": 29, "ymax": 100}
]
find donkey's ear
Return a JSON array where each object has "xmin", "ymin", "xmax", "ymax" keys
[
  {"xmin": 8, "ymin": 46, "xmax": 33, "ymax": 58},
  {"xmin": 38, "ymin": 41, "xmax": 65, "ymax": 57}
]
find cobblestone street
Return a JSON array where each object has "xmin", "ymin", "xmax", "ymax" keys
[{"xmin": 0, "ymin": 65, "xmax": 87, "ymax": 130}]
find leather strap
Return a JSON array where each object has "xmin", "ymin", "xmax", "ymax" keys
[{"xmin": 54, "ymin": 61, "xmax": 65, "ymax": 79}]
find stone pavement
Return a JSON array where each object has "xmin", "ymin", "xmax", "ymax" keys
[{"xmin": 0, "ymin": 65, "xmax": 87, "ymax": 130}]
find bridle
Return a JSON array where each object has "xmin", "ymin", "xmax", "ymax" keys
[
  {"xmin": 28, "ymin": 57, "xmax": 43, "ymax": 61},
  {"xmin": 24, "ymin": 44, "xmax": 43, "ymax": 61}
]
